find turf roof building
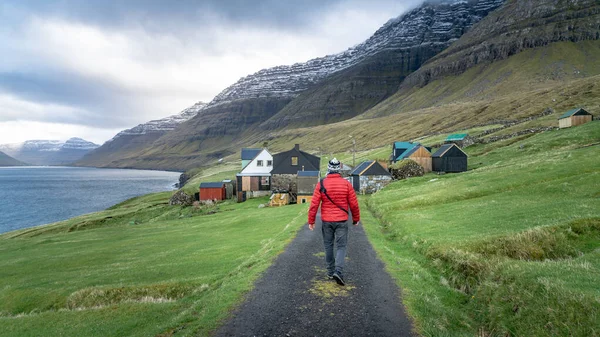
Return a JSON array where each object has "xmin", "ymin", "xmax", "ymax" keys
[
  {"xmin": 558, "ymin": 108, "xmax": 593, "ymax": 128},
  {"xmin": 348, "ymin": 160, "xmax": 392, "ymax": 194},
  {"xmin": 396, "ymin": 144, "xmax": 432, "ymax": 173},
  {"xmin": 432, "ymin": 144, "xmax": 468, "ymax": 173}
]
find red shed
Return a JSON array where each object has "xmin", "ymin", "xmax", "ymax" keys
[{"xmin": 199, "ymin": 182, "xmax": 226, "ymax": 201}]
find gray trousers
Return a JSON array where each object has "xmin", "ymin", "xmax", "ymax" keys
[{"xmin": 321, "ymin": 221, "xmax": 349, "ymax": 276}]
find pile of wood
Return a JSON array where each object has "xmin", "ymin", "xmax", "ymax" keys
[{"xmin": 389, "ymin": 159, "xmax": 424, "ymax": 180}]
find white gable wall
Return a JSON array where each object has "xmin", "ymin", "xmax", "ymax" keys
[{"xmin": 240, "ymin": 149, "xmax": 273, "ymax": 175}]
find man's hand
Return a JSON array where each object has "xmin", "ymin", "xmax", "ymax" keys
[
  {"xmin": 308, "ymin": 223, "xmax": 315, "ymax": 231},
  {"xmin": 352, "ymin": 221, "xmax": 361, "ymax": 226}
]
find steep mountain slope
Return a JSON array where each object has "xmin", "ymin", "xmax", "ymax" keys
[
  {"xmin": 260, "ymin": 0, "xmax": 505, "ymax": 129},
  {"xmin": 0, "ymin": 151, "xmax": 27, "ymax": 167},
  {"xmin": 365, "ymin": 0, "xmax": 600, "ymax": 117},
  {"xmin": 85, "ymin": 0, "xmax": 505, "ymax": 170},
  {"xmin": 0, "ymin": 138, "xmax": 99, "ymax": 166},
  {"xmin": 77, "ymin": 102, "xmax": 206, "ymax": 168}
]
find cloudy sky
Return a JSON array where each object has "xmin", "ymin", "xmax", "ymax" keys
[{"xmin": 0, "ymin": 0, "xmax": 421, "ymax": 145}]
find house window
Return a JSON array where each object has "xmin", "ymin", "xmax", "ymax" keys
[
  {"xmin": 291, "ymin": 156, "xmax": 298, "ymax": 166},
  {"xmin": 267, "ymin": 160, "xmax": 272, "ymax": 167},
  {"xmin": 257, "ymin": 160, "xmax": 263, "ymax": 167}
]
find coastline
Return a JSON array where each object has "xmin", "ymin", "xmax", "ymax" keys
[{"xmin": 0, "ymin": 167, "xmax": 179, "ymax": 235}]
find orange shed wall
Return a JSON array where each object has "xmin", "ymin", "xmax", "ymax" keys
[
  {"xmin": 409, "ymin": 147, "xmax": 432, "ymax": 173},
  {"xmin": 200, "ymin": 187, "xmax": 225, "ymax": 201}
]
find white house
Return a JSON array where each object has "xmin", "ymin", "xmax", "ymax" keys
[{"xmin": 236, "ymin": 148, "xmax": 273, "ymax": 197}]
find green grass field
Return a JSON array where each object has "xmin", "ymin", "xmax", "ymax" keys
[
  {"xmin": 363, "ymin": 121, "xmax": 600, "ymax": 336},
  {"xmin": 0, "ymin": 196, "xmax": 308, "ymax": 336}
]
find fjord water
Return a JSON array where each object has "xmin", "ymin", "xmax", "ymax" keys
[{"xmin": 0, "ymin": 167, "xmax": 180, "ymax": 234}]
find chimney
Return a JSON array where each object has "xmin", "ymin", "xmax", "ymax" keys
[{"xmin": 294, "ymin": 144, "xmax": 300, "ymax": 151}]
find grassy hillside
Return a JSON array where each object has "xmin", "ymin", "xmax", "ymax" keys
[
  {"xmin": 363, "ymin": 121, "xmax": 600, "ymax": 336},
  {"xmin": 0, "ymin": 193, "xmax": 307, "ymax": 336},
  {"xmin": 366, "ymin": 40, "xmax": 600, "ymax": 117}
]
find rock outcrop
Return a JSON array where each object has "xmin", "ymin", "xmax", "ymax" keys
[
  {"xmin": 402, "ymin": 0, "xmax": 600, "ymax": 89},
  {"xmin": 169, "ymin": 190, "xmax": 194, "ymax": 206}
]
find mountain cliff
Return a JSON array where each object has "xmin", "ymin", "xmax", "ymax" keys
[
  {"xmin": 363, "ymin": 0, "xmax": 600, "ymax": 117},
  {"xmin": 0, "ymin": 138, "xmax": 99, "ymax": 166},
  {"xmin": 84, "ymin": 0, "xmax": 505, "ymax": 170}
]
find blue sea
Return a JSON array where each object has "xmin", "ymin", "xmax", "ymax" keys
[{"xmin": 0, "ymin": 167, "xmax": 181, "ymax": 234}]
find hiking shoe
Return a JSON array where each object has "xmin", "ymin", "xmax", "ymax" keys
[
  {"xmin": 327, "ymin": 274, "xmax": 334, "ymax": 280},
  {"xmin": 332, "ymin": 273, "xmax": 345, "ymax": 286}
]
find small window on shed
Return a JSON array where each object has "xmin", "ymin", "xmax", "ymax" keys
[
  {"xmin": 291, "ymin": 156, "xmax": 298, "ymax": 165},
  {"xmin": 257, "ymin": 160, "xmax": 263, "ymax": 167},
  {"xmin": 267, "ymin": 160, "xmax": 272, "ymax": 166}
]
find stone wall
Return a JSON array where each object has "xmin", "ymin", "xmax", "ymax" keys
[
  {"xmin": 272, "ymin": 174, "xmax": 297, "ymax": 193},
  {"xmin": 359, "ymin": 175, "xmax": 392, "ymax": 194}
]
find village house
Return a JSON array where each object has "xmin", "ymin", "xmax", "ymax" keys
[
  {"xmin": 271, "ymin": 144, "xmax": 320, "ymax": 202},
  {"xmin": 390, "ymin": 142, "xmax": 416, "ymax": 163},
  {"xmin": 348, "ymin": 160, "xmax": 392, "ymax": 194},
  {"xmin": 396, "ymin": 144, "xmax": 432, "ymax": 173},
  {"xmin": 241, "ymin": 148, "xmax": 262, "ymax": 169},
  {"xmin": 236, "ymin": 148, "xmax": 273, "ymax": 201},
  {"xmin": 432, "ymin": 144, "xmax": 468, "ymax": 173},
  {"xmin": 558, "ymin": 108, "xmax": 593, "ymax": 128}
]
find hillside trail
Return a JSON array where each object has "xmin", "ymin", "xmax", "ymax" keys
[{"xmin": 213, "ymin": 213, "xmax": 416, "ymax": 337}]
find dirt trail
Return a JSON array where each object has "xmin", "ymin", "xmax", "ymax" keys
[{"xmin": 213, "ymin": 215, "xmax": 416, "ymax": 337}]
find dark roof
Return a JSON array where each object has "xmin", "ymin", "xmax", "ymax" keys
[
  {"xmin": 349, "ymin": 161, "xmax": 373, "ymax": 175},
  {"xmin": 271, "ymin": 145, "xmax": 320, "ymax": 174},
  {"xmin": 200, "ymin": 182, "xmax": 225, "ymax": 188},
  {"xmin": 241, "ymin": 148, "xmax": 261, "ymax": 160},
  {"xmin": 446, "ymin": 133, "xmax": 468, "ymax": 141},
  {"xmin": 432, "ymin": 144, "xmax": 467, "ymax": 158},
  {"xmin": 297, "ymin": 170, "xmax": 319, "ymax": 177},
  {"xmin": 349, "ymin": 161, "xmax": 391, "ymax": 176},
  {"xmin": 559, "ymin": 108, "xmax": 591, "ymax": 119}
]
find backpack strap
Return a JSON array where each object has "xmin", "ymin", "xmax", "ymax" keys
[{"xmin": 319, "ymin": 178, "xmax": 349, "ymax": 214}]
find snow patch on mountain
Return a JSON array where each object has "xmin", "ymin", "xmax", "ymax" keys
[
  {"xmin": 108, "ymin": 101, "xmax": 207, "ymax": 141},
  {"xmin": 207, "ymin": 0, "xmax": 505, "ymax": 108}
]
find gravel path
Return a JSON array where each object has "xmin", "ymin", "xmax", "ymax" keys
[{"xmin": 213, "ymin": 214, "xmax": 416, "ymax": 337}]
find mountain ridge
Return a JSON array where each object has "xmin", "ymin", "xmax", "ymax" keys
[
  {"xmin": 78, "ymin": 0, "xmax": 507, "ymax": 170},
  {"xmin": 0, "ymin": 138, "xmax": 100, "ymax": 166}
]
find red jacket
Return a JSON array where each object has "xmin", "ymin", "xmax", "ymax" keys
[{"xmin": 308, "ymin": 173, "xmax": 360, "ymax": 224}]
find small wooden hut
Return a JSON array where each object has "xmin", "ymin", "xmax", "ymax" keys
[
  {"xmin": 348, "ymin": 161, "xmax": 392, "ymax": 194},
  {"xmin": 200, "ymin": 182, "xmax": 226, "ymax": 201},
  {"xmin": 297, "ymin": 171, "xmax": 319, "ymax": 204},
  {"xmin": 559, "ymin": 108, "xmax": 593, "ymax": 128},
  {"xmin": 432, "ymin": 144, "xmax": 468, "ymax": 173},
  {"xmin": 397, "ymin": 145, "xmax": 432, "ymax": 173}
]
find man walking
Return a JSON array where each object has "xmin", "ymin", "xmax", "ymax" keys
[{"xmin": 308, "ymin": 158, "xmax": 360, "ymax": 286}]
